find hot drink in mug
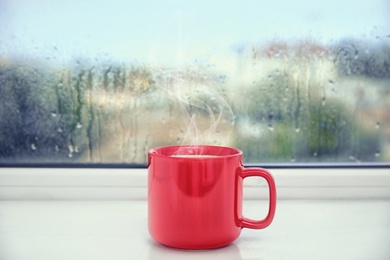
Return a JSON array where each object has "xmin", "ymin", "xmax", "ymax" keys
[{"xmin": 148, "ymin": 145, "xmax": 277, "ymax": 250}]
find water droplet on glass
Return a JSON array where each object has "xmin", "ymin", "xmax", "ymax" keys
[
  {"xmin": 268, "ymin": 125, "xmax": 274, "ymax": 131},
  {"xmin": 68, "ymin": 145, "xmax": 74, "ymax": 158},
  {"xmin": 76, "ymin": 122, "xmax": 83, "ymax": 129},
  {"xmin": 51, "ymin": 112, "xmax": 57, "ymax": 117},
  {"xmin": 375, "ymin": 151, "xmax": 380, "ymax": 157},
  {"xmin": 295, "ymin": 128, "xmax": 300, "ymax": 133},
  {"xmin": 376, "ymin": 122, "xmax": 380, "ymax": 129},
  {"xmin": 162, "ymin": 118, "xmax": 166, "ymax": 124},
  {"xmin": 322, "ymin": 97, "xmax": 326, "ymax": 106},
  {"xmin": 313, "ymin": 152, "xmax": 318, "ymax": 157},
  {"xmin": 290, "ymin": 157, "xmax": 296, "ymax": 162},
  {"xmin": 328, "ymin": 80, "xmax": 335, "ymax": 85},
  {"xmin": 31, "ymin": 144, "xmax": 36, "ymax": 150},
  {"xmin": 57, "ymin": 128, "xmax": 63, "ymax": 133},
  {"xmin": 349, "ymin": 155, "xmax": 355, "ymax": 161}
]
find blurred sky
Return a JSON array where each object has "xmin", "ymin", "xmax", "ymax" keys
[{"xmin": 0, "ymin": 0, "xmax": 389, "ymax": 66}]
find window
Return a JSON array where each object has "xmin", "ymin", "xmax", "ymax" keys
[{"xmin": 1, "ymin": 0, "xmax": 389, "ymax": 165}]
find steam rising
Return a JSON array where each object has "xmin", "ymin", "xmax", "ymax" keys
[{"xmin": 155, "ymin": 69, "xmax": 235, "ymax": 154}]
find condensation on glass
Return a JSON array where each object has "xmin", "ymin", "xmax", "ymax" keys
[{"xmin": 0, "ymin": 0, "xmax": 389, "ymax": 164}]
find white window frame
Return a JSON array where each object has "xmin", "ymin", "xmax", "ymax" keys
[{"xmin": 0, "ymin": 167, "xmax": 389, "ymax": 200}]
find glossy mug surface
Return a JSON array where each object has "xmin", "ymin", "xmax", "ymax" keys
[{"xmin": 148, "ymin": 145, "xmax": 277, "ymax": 250}]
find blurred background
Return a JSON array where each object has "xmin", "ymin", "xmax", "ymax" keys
[{"xmin": 1, "ymin": 0, "xmax": 389, "ymax": 164}]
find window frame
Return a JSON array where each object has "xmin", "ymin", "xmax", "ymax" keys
[{"xmin": 1, "ymin": 166, "xmax": 389, "ymax": 200}]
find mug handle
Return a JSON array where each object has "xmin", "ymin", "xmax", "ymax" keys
[{"xmin": 239, "ymin": 167, "xmax": 277, "ymax": 229}]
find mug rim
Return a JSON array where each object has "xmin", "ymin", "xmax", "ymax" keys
[{"xmin": 148, "ymin": 145, "xmax": 243, "ymax": 159}]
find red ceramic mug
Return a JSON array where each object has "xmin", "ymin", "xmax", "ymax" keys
[{"xmin": 148, "ymin": 145, "xmax": 277, "ymax": 250}]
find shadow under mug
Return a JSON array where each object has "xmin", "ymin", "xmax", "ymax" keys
[{"xmin": 148, "ymin": 145, "xmax": 277, "ymax": 250}]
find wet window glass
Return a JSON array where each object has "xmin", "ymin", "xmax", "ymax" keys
[{"xmin": 1, "ymin": 0, "xmax": 389, "ymax": 164}]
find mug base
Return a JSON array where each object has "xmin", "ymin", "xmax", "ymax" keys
[{"xmin": 155, "ymin": 240, "xmax": 234, "ymax": 251}]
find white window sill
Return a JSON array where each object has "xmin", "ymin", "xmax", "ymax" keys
[
  {"xmin": 0, "ymin": 167, "xmax": 389, "ymax": 200},
  {"xmin": 0, "ymin": 168, "xmax": 389, "ymax": 259},
  {"xmin": 0, "ymin": 200, "xmax": 389, "ymax": 260}
]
